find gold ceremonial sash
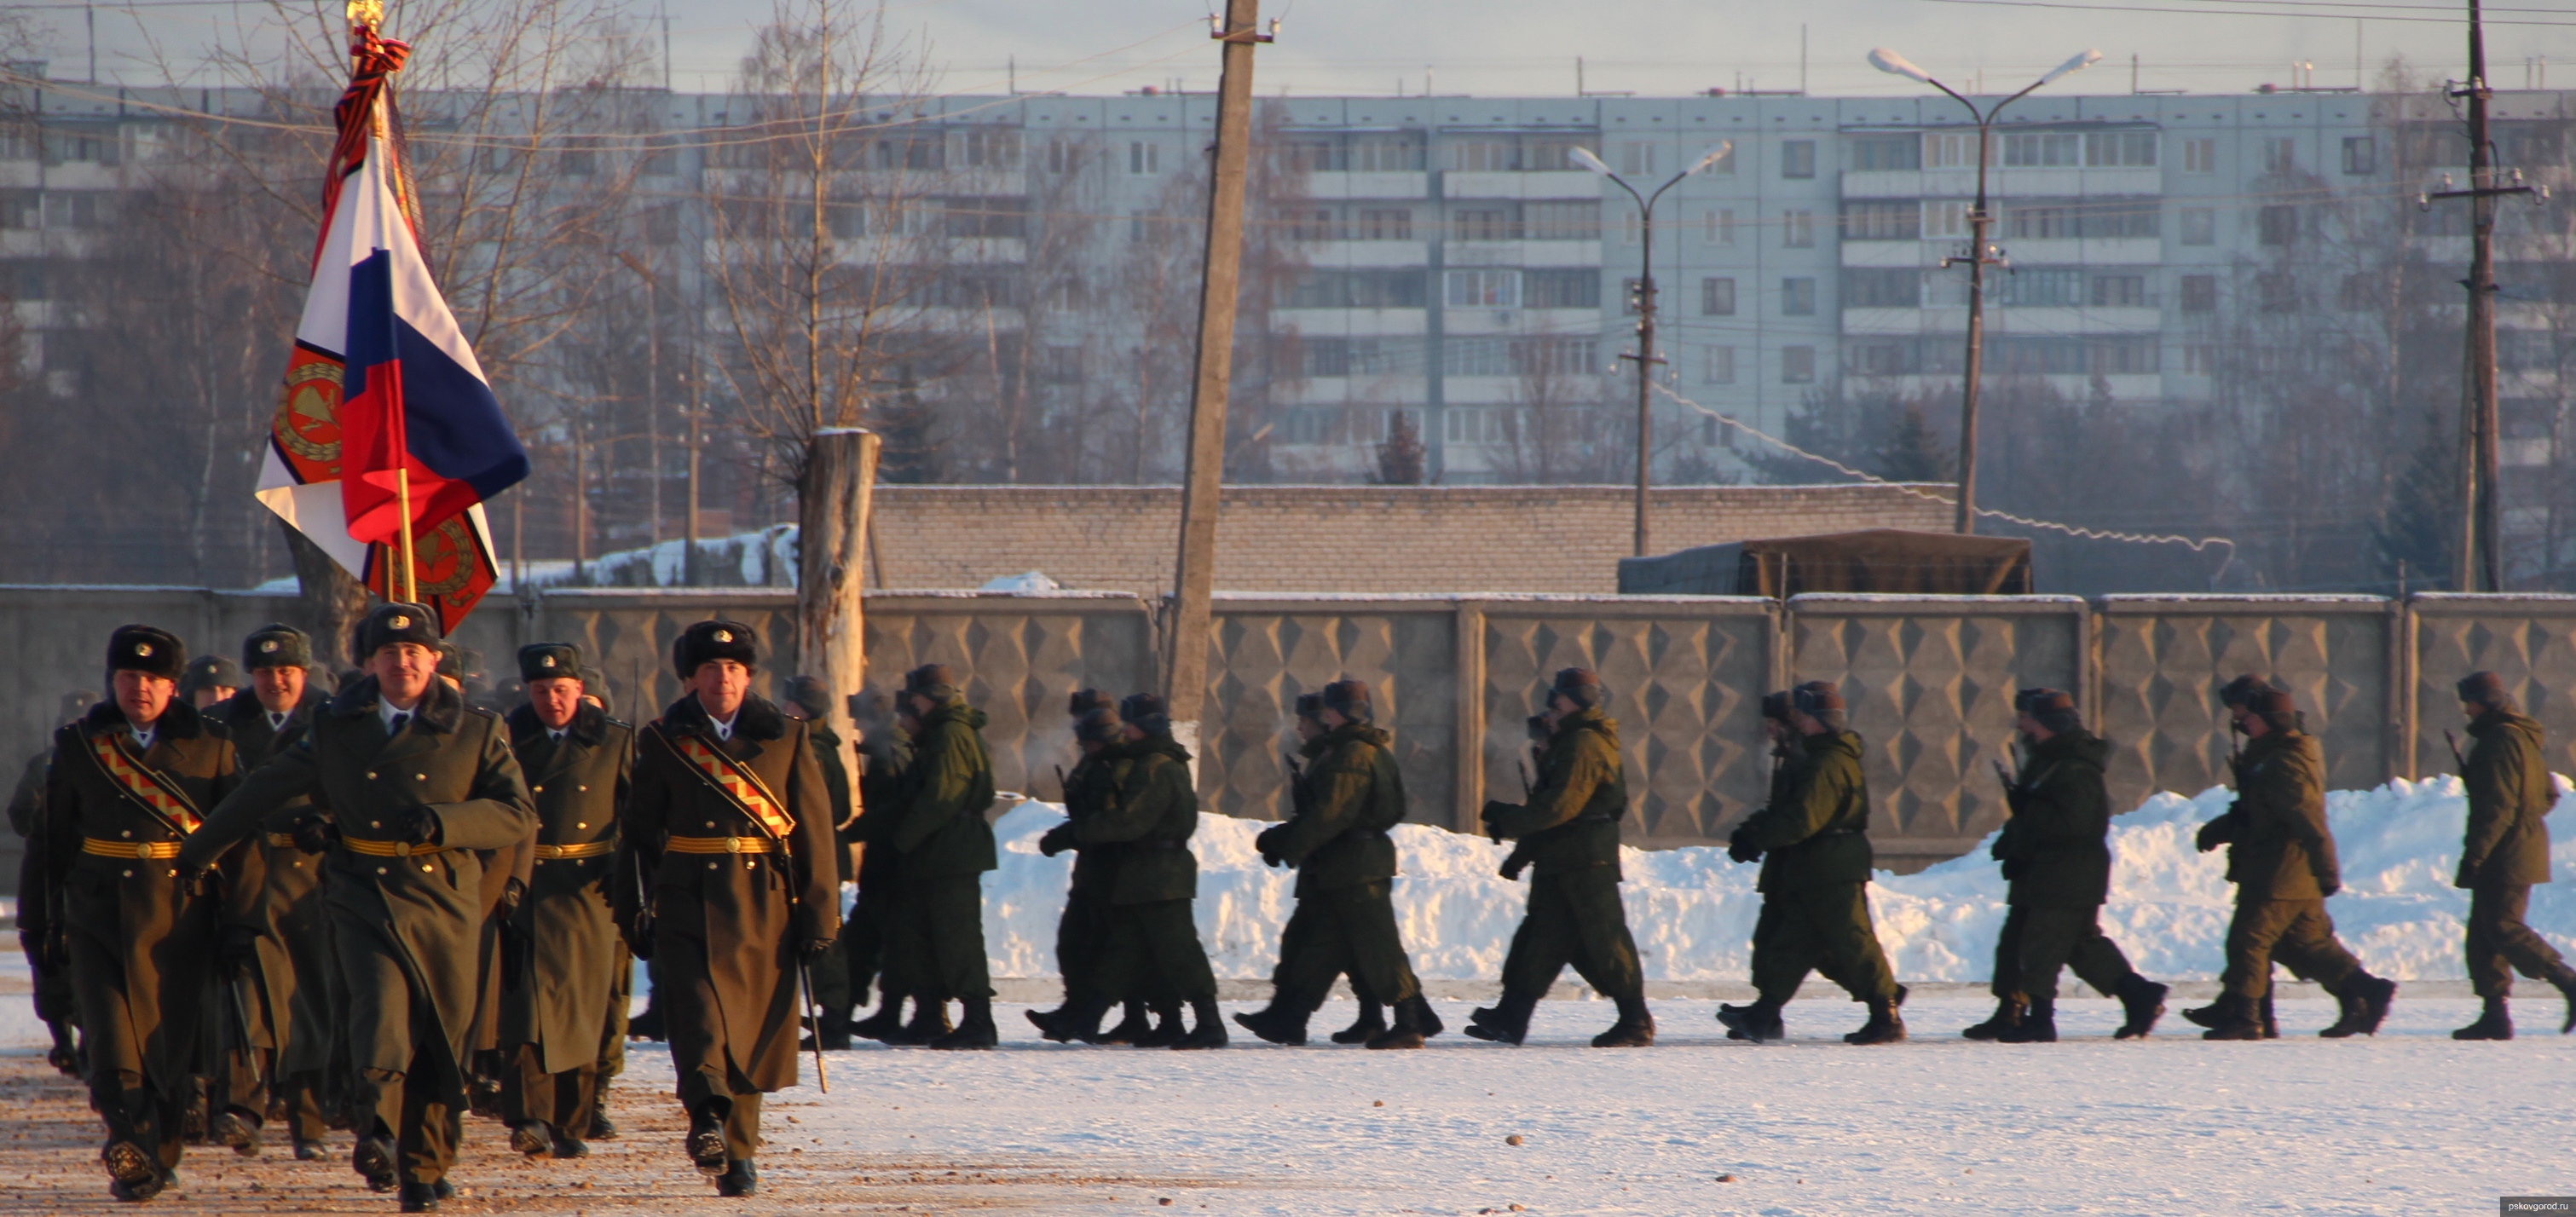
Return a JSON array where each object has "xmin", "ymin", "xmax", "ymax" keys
[
  {"xmin": 653, "ymin": 726, "xmax": 797, "ymax": 842},
  {"xmin": 83, "ymin": 838, "xmax": 183, "ymax": 859},
  {"xmin": 533, "ymin": 840, "xmax": 615, "ymax": 860},
  {"xmin": 339, "ymin": 837, "xmax": 452, "ymax": 858},
  {"xmin": 87, "ymin": 732, "xmax": 202, "ymax": 835},
  {"xmin": 663, "ymin": 834, "xmax": 779, "ymax": 855}
]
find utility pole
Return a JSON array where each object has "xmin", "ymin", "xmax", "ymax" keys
[
  {"xmin": 1871, "ymin": 46, "xmax": 2100, "ymax": 534},
  {"xmin": 2425, "ymin": 0, "xmax": 2545, "ymax": 591},
  {"xmin": 1162, "ymin": 0, "xmax": 1271, "ymax": 760},
  {"xmin": 1573, "ymin": 141, "xmax": 1731, "ymax": 557}
]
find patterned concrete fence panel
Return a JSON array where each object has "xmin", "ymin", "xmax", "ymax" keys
[
  {"xmin": 1199, "ymin": 595, "xmax": 1458, "ymax": 826},
  {"xmin": 2092, "ymin": 596, "xmax": 2401, "ymax": 814},
  {"xmin": 862, "ymin": 592, "xmax": 1156, "ymax": 800},
  {"xmin": 2408, "ymin": 594, "xmax": 2576, "ymax": 782},
  {"xmin": 1476, "ymin": 597, "xmax": 1777, "ymax": 848},
  {"xmin": 1787, "ymin": 595, "xmax": 2088, "ymax": 865}
]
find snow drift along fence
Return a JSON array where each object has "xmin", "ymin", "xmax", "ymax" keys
[{"xmin": 4, "ymin": 588, "xmax": 2576, "ymax": 880}]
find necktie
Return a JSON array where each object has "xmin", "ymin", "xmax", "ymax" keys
[
  {"xmin": 390, "ymin": 712, "xmax": 411, "ymax": 736},
  {"xmin": 269, "ymin": 712, "xmax": 287, "ymax": 731}
]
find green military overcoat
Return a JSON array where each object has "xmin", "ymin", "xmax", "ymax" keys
[
  {"xmin": 1077, "ymin": 737, "xmax": 1198, "ymax": 904},
  {"xmin": 1266, "ymin": 722, "xmax": 1404, "ymax": 894},
  {"xmin": 1737, "ymin": 729, "xmax": 1875, "ymax": 891},
  {"xmin": 1994, "ymin": 729, "xmax": 2115, "ymax": 908},
  {"xmin": 1484, "ymin": 710, "xmax": 1625, "ymax": 877},
  {"xmin": 502, "ymin": 701, "xmax": 633, "ymax": 1076},
  {"xmin": 2458, "ymin": 708, "xmax": 2554, "ymax": 888},
  {"xmin": 2232, "ymin": 729, "xmax": 2339, "ymax": 900}
]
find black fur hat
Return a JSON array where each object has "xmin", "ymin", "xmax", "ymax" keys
[
  {"xmin": 1322, "ymin": 679, "xmax": 1373, "ymax": 723},
  {"xmin": 904, "ymin": 664, "xmax": 963, "ymax": 701},
  {"xmin": 1793, "ymin": 680, "xmax": 1847, "ymax": 729},
  {"xmin": 1293, "ymin": 692, "xmax": 1325, "ymax": 724},
  {"xmin": 784, "ymin": 674, "xmax": 835, "ymax": 719},
  {"xmin": 519, "ymin": 643, "xmax": 582, "ymax": 683},
  {"xmin": 1551, "ymin": 667, "xmax": 1605, "ymax": 709},
  {"xmin": 181, "ymin": 655, "xmax": 245, "ymax": 697},
  {"xmin": 1075, "ymin": 707, "xmax": 1125, "ymax": 744},
  {"xmin": 2219, "ymin": 673, "xmax": 2283, "ymax": 709},
  {"xmin": 107, "ymin": 625, "xmax": 187, "ymax": 683},
  {"xmin": 2456, "ymin": 671, "xmax": 2513, "ymax": 711},
  {"xmin": 2019, "ymin": 688, "xmax": 2082, "ymax": 735},
  {"xmin": 242, "ymin": 624, "xmax": 312, "ymax": 672},
  {"xmin": 355, "ymin": 603, "xmax": 442, "ymax": 658},
  {"xmin": 673, "ymin": 620, "xmax": 758, "ymax": 678},
  {"xmin": 1120, "ymin": 692, "xmax": 1171, "ymax": 737},
  {"xmin": 1070, "ymin": 688, "xmax": 1115, "ymax": 717}
]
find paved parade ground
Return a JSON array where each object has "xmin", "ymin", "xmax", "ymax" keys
[{"xmin": 1, "ymin": 995, "xmax": 2567, "ymax": 1216}]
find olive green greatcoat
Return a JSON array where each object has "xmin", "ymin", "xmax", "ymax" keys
[
  {"xmin": 1265, "ymin": 722, "xmax": 1405, "ymax": 894},
  {"xmin": 1994, "ymin": 729, "xmax": 2116, "ymax": 908},
  {"xmin": 501, "ymin": 702, "xmax": 633, "ymax": 1076},
  {"xmin": 619, "ymin": 693, "xmax": 836, "ymax": 1100},
  {"xmin": 2458, "ymin": 707, "xmax": 2554, "ymax": 889},
  {"xmin": 1737, "ymin": 729, "xmax": 1874, "ymax": 891},
  {"xmin": 1482, "ymin": 709, "xmax": 1625, "ymax": 878},
  {"xmin": 36, "ymin": 701, "xmax": 246, "ymax": 1128},
  {"xmin": 206, "ymin": 687, "xmax": 327, "ymax": 1068},
  {"xmin": 885, "ymin": 699, "xmax": 996, "ymax": 1002},
  {"xmin": 179, "ymin": 676, "xmax": 534, "ymax": 1151},
  {"xmin": 2230, "ymin": 729, "xmax": 2339, "ymax": 901},
  {"xmin": 1076, "ymin": 736, "xmax": 1216, "ymax": 1002}
]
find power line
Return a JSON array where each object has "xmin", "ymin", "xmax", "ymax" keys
[{"xmin": 1917, "ymin": 0, "xmax": 2576, "ymax": 26}]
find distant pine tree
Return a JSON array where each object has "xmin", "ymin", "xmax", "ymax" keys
[
  {"xmin": 1373, "ymin": 409, "xmax": 1427, "ymax": 485},
  {"xmin": 872, "ymin": 383, "xmax": 943, "ymax": 484},
  {"xmin": 1874, "ymin": 405, "xmax": 1955, "ymax": 483},
  {"xmin": 2375, "ymin": 412, "xmax": 2455, "ymax": 590}
]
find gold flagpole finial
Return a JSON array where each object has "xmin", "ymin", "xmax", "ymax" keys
[{"xmin": 347, "ymin": 0, "xmax": 384, "ymax": 32}]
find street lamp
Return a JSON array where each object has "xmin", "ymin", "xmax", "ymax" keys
[
  {"xmin": 1574, "ymin": 141, "xmax": 1732, "ymax": 557},
  {"xmin": 1870, "ymin": 46, "xmax": 2099, "ymax": 534}
]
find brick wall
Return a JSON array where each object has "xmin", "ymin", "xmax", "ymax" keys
[{"xmin": 867, "ymin": 483, "xmax": 1954, "ymax": 595}]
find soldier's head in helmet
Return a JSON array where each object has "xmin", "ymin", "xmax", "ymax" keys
[
  {"xmin": 355, "ymin": 603, "xmax": 443, "ymax": 711},
  {"xmin": 181, "ymin": 654, "xmax": 246, "ymax": 710},
  {"xmin": 519, "ymin": 643, "xmax": 585, "ymax": 731},
  {"xmin": 673, "ymin": 620, "xmax": 758, "ymax": 724},
  {"xmin": 2014, "ymin": 688, "xmax": 2082, "ymax": 742},
  {"xmin": 104, "ymin": 625, "xmax": 187, "ymax": 730},
  {"xmin": 241, "ymin": 624, "xmax": 312, "ymax": 717},
  {"xmin": 1545, "ymin": 667, "xmax": 1605, "ymax": 730}
]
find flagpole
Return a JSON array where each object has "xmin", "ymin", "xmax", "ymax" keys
[{"xmin": 396, "ymin": 466, "xmax": 417, "ymax": 603}]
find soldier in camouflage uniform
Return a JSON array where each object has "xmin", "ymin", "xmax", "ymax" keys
[
  {"xmin": 878, "ymin": 664, "xmax": 999, "ymax": 1051},
  {"xmin": 2442, "ymin": 672, "xmax": 2575, "ymax": 1040}
]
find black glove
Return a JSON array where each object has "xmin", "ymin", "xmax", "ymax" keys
[
  {"xmin": 290, "ymin": 815, "xmax": 340, "ymax": 855},
  {"xmin": 1037, "ymin": 823, "xmax": 1075, "ymax": 857},
  {"xmin": 1479, "ymin": 799, "xmax": 1517, "ymax": 827},
  {"xmin": 1254, "ymin": 825, "xmax": 1285, "ymax": 857},
  {"xmin": 624, "ymin": 909, "xmax": 656, "ymax": 961},
  {"xmin": 2001, "ymin": 857, "xmax": 2030, "ymax": 881},
  {"xmin": 1499, "ymin": 851, "xmax": 1529, "ymax": 881},
  {"xmin": 2195, "ymin": 817, "xmax": 2233, "ymax": 854},
  {"xmin": 401, "ymin": 806, "xmax": 442, "ymax": 847},
  {"xmin": 218, "ymin": 925, "xmax": 262, "ymax": 975},
  {"xmin": 800, "ymin": 937, "xmax": 836, "ymax": 961},
  {"xmin": 1726, "ymin": 828, "xmax": 1761, "ymax": 865}
]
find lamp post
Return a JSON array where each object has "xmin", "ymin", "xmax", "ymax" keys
[
  {"xmin": 1869, "ymin": 47, "xmax": 2099, "ymax": 534},
  {"xmin": 1573, "ymin": 141, "xmax": 1732, "ymax": 557}
]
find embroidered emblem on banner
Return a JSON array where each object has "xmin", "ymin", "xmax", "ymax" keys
[
  {"xmin": 88, "ymin": 733, "xmax": 202, "ymax": 834},
  {"xmin": 661, "ymin": 728, "xmax": 794, "ymax": 840}
]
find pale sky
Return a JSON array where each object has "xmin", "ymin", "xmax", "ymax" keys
[{"xmin": 23, "ymin": 0, "xmax": 2576, "ymax": 101}]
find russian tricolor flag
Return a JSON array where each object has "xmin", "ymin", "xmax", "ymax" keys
[{"xmin": 257, "ymin": 46, "xmax": 527, "ymax": 631}]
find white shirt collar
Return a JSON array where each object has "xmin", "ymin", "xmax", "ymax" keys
[
  {"xmin": 379, "ymin": 696, "xmax": 419, "ymax": 734},
  {"xmin": 129, "ymin": 722, "xmax": 156, "ymax": 752},
  {"xmin": 267, "ymin": 709, "xmax": 290, "ymax": 731},
  {"xmin": 709, "ymin": 712, "xmax": 738, "ymax": 741},
  {"xmin": 548, "ymin": 726, "xmax": 569, "ymax": 742}
]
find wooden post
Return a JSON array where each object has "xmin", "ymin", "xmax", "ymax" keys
[
  {"xmin": 800, "ymin": 428, "xmax": 881, "ymax": 787},
  {"xmin": 1162, "ymin": 0, "xmax": 1267, "ymax": 759}
]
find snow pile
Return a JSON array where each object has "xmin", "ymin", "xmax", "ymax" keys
[
  {"xmin": 523, "ymin": 525, "xmax": 800, "ymax": 590},
  {"xmin": 978, "ymin": 775, "xmax": 2576, "ymax": 983}
]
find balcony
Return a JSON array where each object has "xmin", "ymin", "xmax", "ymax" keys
[
  {"xmin": 1307, "ymin": 171, "xmax": 1432, "ymax": 201},
  {"xmin": 1995, "ymin": 237, "xmax": 2162, "ymax": 265},
  {"xmin": 1443, "ymin": 170, "xmax": 1603, "ymax": 201},
  {"xmin": 1298, "ymin": 239, "xmax": 1433, "ymax": 269}
]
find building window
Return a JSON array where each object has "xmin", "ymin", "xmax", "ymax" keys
[
  {"xmin": 1128, "ymin": 141, "xmax": 1159, "ymax": 175},
  {"xmin": 1842, "ymin": 268, "xmax": 1920, "ymax": 309},
  {"xmin": 1525, "ymin": 201, "xmax": 1598, "ymax": 239},
  {"xmin": 2179, "ymin": 207, "xmax": 2215, "ymax": 245},
  {"xmin": 1782, "ymin": 346, "xmax": 1816, "ymax": 384},
  {"xmin": 1445, "ymin": 268, "xmax": 1521, "ymax": 309},
  {"xmin": 2258, "ymin": 205, "xmax": 2296, "ymax": 246},
  {"xmin": 2003, "ymin": 132, "xmax": 2081, "ymax": 167},
  {"xmin": 1781, "ymin": 140, "xmax": 1816, "ymax": 179},
  {"xmin": 1707, "ymin": 208, "xmax": 1736, "ymax": 244},
  {"xmin": 1525, "ymin": 269, "xmax": 1600, "ymax": 309},
  {"xmin": 2007, "ymin": 205, "xmax": 2072, "ymax": 240},
  {"xmin": 1849, "ymin": 135, "xmax": 1920, "ymax": 171},
  {"xmin": 1453, "ymin": 208, "xmax": 1514, "ymax": 241},
  {"xmin": 2181, "ymin": 344, "xmax": 2215, "ymax": 375},
  {"xmin": 1620, "ymin": 210, "xmax": 1640, "ymax": 246},
  {"xmin": 1040, "ymin": 346, "xmax": 1083, "ymax": 384},
  {"xmin": 1781, "ymin": 278, "xmax": 1816, "ymax": 315},
  {"xmin": 2180, "ymin": 137, "xmax": 2216, "ymax": 174},
  {"xmin": 1841, "ymin": 199, "xmax": 1921, "ymax": 241},
  {"xmin": 1705, "ymin": 346, "xmax": 1736, "ymax": 384},
  {"xmin": 1287, "ymin": 208, "xmax": 1334, "ymax": 241},
  {"xmin": 2001, "ymin": 268, "xmax": 2084, "ymax": 308},
  {"xmin": 1358, "ymin": 208, "xmax": 1412, "ymax": 240},
  {"xmin": 2262, "ymin": 138, "xmax": 2296, "ymax": 174},
  {"xmin": 1701, "ymin": 277, "xmax": 1737, "ymax": 316},
  {"xmin": 1618, "ymin": 141, "xmax": 1657, "ymax": 176},
  {"xmin": 1783, "ymin": 210, "xmax": 1815, "ymax": 248},
  {"xmin": 1450, "ymin": 140, "xmax": 1515, "ymax": 172},
  {"xmin": 1922, "ymin": 199, "xmax": 1968, "ymax": 239},
  {"xmin": 2342, "ymin": 136, "xmax": 2377, "ymax": 175},
  {"xmin": 2179, "ymin": 274, "xmax": 2218, "ymax": 313},
  {"xmin": 1129, "ymin": 211, "xmax": 1149, "ymax": 240},
  {"xmin": 2089, "ymin": 274, "xmax": 2148, "ymax": 308},
  {"xmin": 2083, "ymin": 131, "xmax": 2158, "ymax": 167},
  {"xmin": 1923, "ymin": 131, "xmax": 1990, "ymax": 169}
]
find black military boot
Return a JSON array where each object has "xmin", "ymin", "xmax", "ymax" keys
[
  {"xmin": 883, "ymin": 998, "xmax": 952, "ymax": 1047},
  {"xmin": 1331, "ymin": 1000, "xmax": 1389, "ymax": 1045},
  {"xmin": 2200, "ymin": 994, "xmax": 2263, "ymax": 1041},
  {"xmin": 398, "ymin": 1180, "xmax": 442, "ymax": 1213},
  {"xmin": 1089, "ymin": 1001, "xmax": 1153, "ymax": 1046},
  {"xmin": 2260, "ymin": 993, "xmax": 2280, "ymax": 1038},
  {"xmin": 1845, "ymin": 995, "xmax": 1907, "ymax": 1045},
  {"xmin": 1996, "ymin": 995, "xmax": 2057, "ymax": 1042},
  {"xmin": 2113, "ymin": 974, "xmax": 2169, "ymax": 1040},
  {"xmin": 931, "ymin": 997, "xmax": 1000, "ymax": 1050},
  {"xmin": 1231, "ymin": 996, "xmax": 1315, "ymax": 1046},
  {"xmin": 293, "ymin": 1136, "xmax": 326, "ymax": 1161},
  {"xmin": 1464, "ymin": 990, "xmax": 1539, "ymax": 1046},
  {"xmin": 509, "ymin": 1120, "xmax": 552, "ymax": 1156},
  {"xmin": 1961, "ymin": 996, "xmax": 2023, "ymax": 1041},
  {"xmin": 353, "ymin": 1133, "xmax": 400, "ymax": 1191},
  {"xmin": 850, "ymin": 995, "xmax": 910, "ymax": 1042},
  {"xmin": 1716, "ymin": 999, "xmax": 1784, "ymax": 1043},
  {"xmin": 2452, "ymin": 995, "xmax": 2513, "ymax": 1041},
  {"xmin": 587, "ymin": 1095, "xmax": 618, "ymax": 1140},
  {"xmin": 1133, "ymin": 1002, "xmax": 1187, "ymax": 1048},
  {"xmin": 686, "ymin": 1099, "xmax": 731, "ymax": 1171},
  {"xmin": 2554, "ymin": 973, "xmax": 2576, "ymax": 1035},
  {"xmin": 102, "ymin": 1136, "xmax": 159, "ymax": 1196},
  {"xmin": 1171, "ymin": 998, "xmax": 1231, "ymax": 1050},
  {"xmin": 211, "ymin": 1106, "xmax": 263, "ymax": 1156},
  {"xmin": 2320, "ymin": 975, "xmax": 2396, "ymax": 1039},
  {"xmin": 1591, "ymin": 995, "xmax": 1655, "ymax": 1047},
  {"xmin": 46, "ymin": 1022, "xmax": 80, "ymax": 1076},
  {"xmin": 552, "ymin": 1128, "xmax": 591, "ymax": 1159},
  {"xmin": 1364, "ymin": 998, "xmax": 1426, "ymax": 1051},
  {"xmin": 714, "ymin": 1158, "xmax": 759, "ymax": 1197}
]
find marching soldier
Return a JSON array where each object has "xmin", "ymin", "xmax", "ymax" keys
[
  {"xmin": 1472, "ymin": 669, "xmax": 1653, "ymax": 1048},
  {"xmin": 616, "ymin": 620, "xmax": 837, "ymax": 1197},
  {"xmin": 181, "ymin": 655, "xmax": 247, "ymax": 710},
  {"xmin": 202, "ymin": 625, "xmax": 333, "ymax": 1160},
  {"xmin": 1042, "ymin": 700, "xmax": 1227, "ymax": 1049},
  {"xmin": 1961, "ymin": 689, "xmax": 2168, "ymax": 1043},
  {"xmin": 181, "ymin": 603, "xmax": 536, "ymax": 1212},
  {"xmin": 10, "ymin": 690, "xmax": 97, "ymax": 1078},
  {"xmin": 777, "ymin": 675, "xmax": 858, "ymax": 1051},
  {"xmin": 842, "ymin": 689, "xmax": 918, "ymax": 1042},
  {"xmin": 574, "ymin": 668, "xmax": 627, "ymax": 1142},
  {"xmin": 1239, "ymin": 680, "xmax": 1436, "ymax": 1049},
  {"xmin": 877, "ymin": 664, "xmax": 1000, "ymax": 1050},
  {"xmin": 27, "ymin": 626, "xmax": 246, "ymax": 1202},
  {"xmin": 498, "ymin": 644, "xmax": 632, "ymax": 1159},
  {"xmin": 1280, "ymin": 693, "xmax": 1417, "ymax": 1046},
  {"xmin": 1718, "ymin": 681, "xmax": 1907, "ymax": 1045},
  {"xmin": 2186, "ymin": 686, "xmax": 2397, "ymax": 1040},
  {"xmin": 1031, "ymin": 692, "xmax": 1150, "ymax": 1042},
  {"xmin": 2446, "ymin": 672, "xmax": 2576, "ymax": 1039}
]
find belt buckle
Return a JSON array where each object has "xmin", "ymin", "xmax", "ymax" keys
[{"xmin": 725, "ymin": 836, "xmax": 743, "ymax": 855}]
